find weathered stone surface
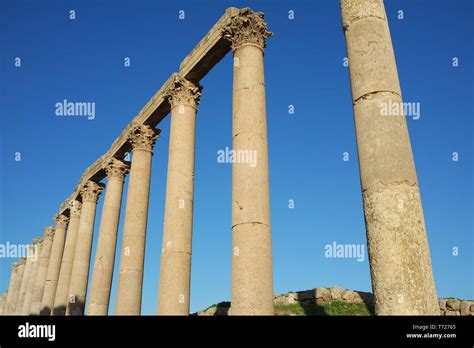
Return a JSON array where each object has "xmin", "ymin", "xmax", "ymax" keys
[
  {"xmin": 460, "ymin": 301, "xmax": 471, "ymax": 316},
  {"xmin": 30, "ymin": 228, "xmax": 54, "ymax": 315},
  {"xmin": 438, "ymin": 298, "xmax": 447, "ymax": 311},
  {"xmin": 298, "ymin": 289, "xmax": 316, "ymax": 301},
  {"xmin": 41, "ymin": 214, "xmax": 69, "ymax": 315},
  {"xmin": 52, "ymin": 201, "xmax": 82, "ymax": 315},
  {"xmin": 88, "ymin": 159, "xmax": 129, "ymax": 316},
  {"xmin": 341, "ymin": 0, "xmax": 438, "ymax": 315},
  {"xmin": 66, "ymin": 181, "xmax": 104, "ymax": 316},
  {"xmin": 115, "ymin": 126, "xmax": 159, "ymax": 315},
  {"xmin": 228, "ymin": 8, "xmax": 273, "ymax": 316},
  {"xmin": 342, "ymin": 291, "xmax": 365, "ymax": 304},
  {"xmin": 315, "ymin": 288, "xmax": 331, "ymax": 303},
  {"xmin": 446, "ymin": 299, "xmax": 461, "ymax": 311},
  {"xmin": 330, "ymin": 286, "xmax": 344, "ymax": 301},
  {"xmin": 157, "ymin": 77, "xmax": 200, "ymax": 316},
  {"xmin": 287, "ymin": 292, "xmax": 298, "ymax": 304}
]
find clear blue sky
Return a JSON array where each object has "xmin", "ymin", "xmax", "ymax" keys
[{"xmin": 1, "ymin": 0, "xmax": 472, "ymax": 314}]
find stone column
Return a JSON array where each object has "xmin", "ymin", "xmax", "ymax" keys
[
  {"xmin": 40, "ymin": 214, "xmax": 69, "ymax": 315},
  {"xmin": 87, "ymin": 158, "xmax": 129, "ymax": 315},
  {"xmin": 21, "ymin": 240, "xmax": 39, "ymax": 315},
  {"xmin": 115, "ymin": 124, "xmax": 159, "ymax": 315},
  {"xmin": 52, "ymin": 200, "xmax": 82, "ymax": 315},
  {"xmin": 30, "ymin": 228, "xmax": 54, "ymax": 315},
  {"xmin": 340, "ymin": 0, "xmax": 438, "ymax": 315},
  {"xmin": 4, "ymin": 259, "xmax": 26, "ymax": 314},
  {"xmin": 66, "ymin": 181, "xmax": 104, "ymax": 316},
  {"xmin": 157, "ymin": 76, "xmax": 201, "ymax": 315},
  {"xmin": 222, "ymin": 8, "xmax": 274, "ymax": 315},
  {"xmin": 16, "ymin": 245, "xmax": 35, "ymax": 314},
  {"xmin": 0, "ymin": 292, "xmax": 7, "ymax": 315}
]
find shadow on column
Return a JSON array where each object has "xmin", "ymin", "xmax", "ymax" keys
[
  {"xmin": 39, "ymin": 306, "xmax": 52, "ymax": 316},
  {"xmin": 51, "ymin": 305, "xmax": 67, "ymax": 316},
  {"xmin": 66, "ymin": 300, "xmax": 85, "ymax": 316}
]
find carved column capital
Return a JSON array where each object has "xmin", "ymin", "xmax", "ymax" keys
[
  {"xmin": 18, "ymin": 257, "xmax": 27, "ymax": 265},
  {"xmin": 222, "ymin": 8, "xmax": 272, "ymax": 52},
  {"xmin": 12, "ymin": 261, "xmax": 22, "ymax": 270},
  {"xmin": 80, "ymin": 180, "xmax": 104, "ymax": 203},
  {"xmin": 165, "ymin": 76, "xmax": 202, "ymax": 110},
  {"xmin": 104, "ymin": 157, "xmax": 130, "ymax": 181},
  {"xmin": 127, "ymin": 124, "xmax": 160, "ymax": 153},
  {"xmin": 54, "ymin": 214, "xmax": 69, "ymax": 228},
  {"xmin": 33, "ymin": 237, "xmax": 43, "ymax": 246},
  {"xmin": 43, "ymin": 226, "xmax": 55, "ymax": 240},
  {"xmin": 68, "ymin": 200, "xmax": 82, "ymax": 218}
]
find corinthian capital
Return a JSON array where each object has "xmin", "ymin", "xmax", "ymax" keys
[
  {"xmin": 43, "ymin": 226, "xmax": 55, "ymax": 240},
  {"xmin": 165, "ymin": 76, "xmax": 202, "ymax": 109},
  {"xmin": 68, "ymin": 200, "xmax": 82, "ymax": 218},
  {"xmin": 18, "ymin": 257, "xmax": 27, "ymax": 265},
  {"xmin": 54, "ymin": 214, "xmax": 69, "ymax": 228},
  {"xmin": 104, "ymin": 157, "xmax": 130, "ymax": 181},
  {"xmin": 12, "ymin": 261, "xmax": 22, "ymax": 270},
  {"xmin": 80, "ymin": 180, "xmax": 104, "ymax": 203},
  {"xmin": 127, "ymin": 124, "xmax": 160, "ymax": 152},
  {"xmin": 222, "ymin": 8, "xmax": 272, "ymax": 51}
]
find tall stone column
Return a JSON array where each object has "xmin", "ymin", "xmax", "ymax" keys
[
  {"xmin": 52, "ymin": 200, "xmax": 82, "ymax": 315},
  {"xmin": 30, "ymin": 228, "xmax": 54, "ymax": 315},
  {"xmin": 4, "ymin": 259, "xmax": 26, "ymax": 314},
  {"xmin": 116, "ymin": 124, "xmax": 159, "ymax": 315},
  {"xmin": 88, "ymin": 158, "xmax": 129, "ymax": 315},
  {"xmin": 21, "ymin": 240, "xmax": 40, "ymax": 315},
  {"xmin": 66, "ymin": 181, "xmax": 104, "ymax": 316},
  {"xmin": 0, "ymin": 292, "xmax": 7, "ymax": 315},
  {"xmin": 340, "ymin": 0, "xmax": 438, "ymax": 315},
  {"xmin": 16, "ymin": 245, "xmax": 35, "ymax": 314},
  {"xmin": 40, "ymin": 214, "xmax": 69, "ymax": 315},
  {"xmin": 157, "ymin": 77, "xmax": 201, "ymax": 315},
  {"xmin": 222, "ymin": 8, "xmax": 274, "ymax": 315}
]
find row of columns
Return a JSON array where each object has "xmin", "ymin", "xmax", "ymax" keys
[
  {"xmin": 0, "ymin": 7, "xmax": 275, "ymax": 316},
  {"xmin": 1, "ymin": 3, "xmax": 438, "ymax": 316}
]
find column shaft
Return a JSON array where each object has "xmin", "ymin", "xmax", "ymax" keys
[
  {"xmin": 223, "ymin": 9, "xmax": 274, "ymax": 315},
  {"xmin": 115, "ymin": 124, "xmax": 158, "ymax": 315},
  {"xmin": 340, "ymin": 0, "xmax": 438, "ymax": 314},
  {"xmin": 21, "ymin": 242, "xmax": 39, "ymax": 315},
  {"xmin": 88, "ymin": 159, "xmax": 128, "ymax": 315},
  {"xmin": 16, "ymin": 246, "xmax": 35, "ymax": 314},
  {"xmin": 30, "ymin": 229, "xmax": 54, "ymax": 315},
  {"xmin": 66, "ymin": 181, "xmax": 103, "ymax": 315},
  {"xmin": 157, "ymin": 77, "xmax": 200, "ymax": 315},
  {"xmin": 52, "ymin": 200, "xmax": 82, "ymax": 315},
  {"xmin": 4, "ymin": 260, "xmax": 26, "ymax": 314},
  {"xmin": 0, "ymin": 292, "xmax": 7, "ymax": 315},
  {"xmin": 40, "ymin": 215, "xmax": 69, "ymax": 315}
]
